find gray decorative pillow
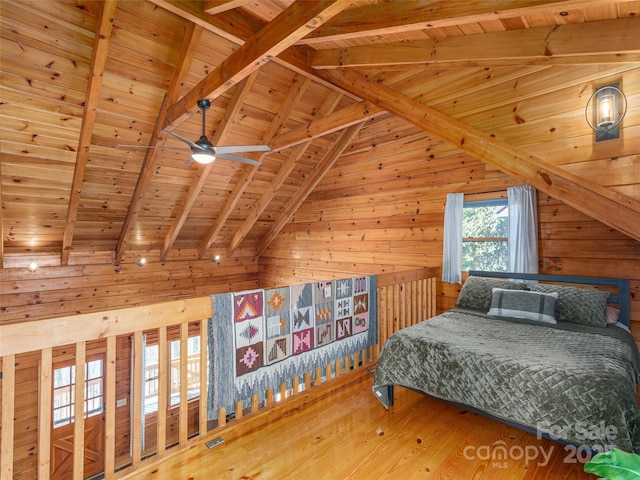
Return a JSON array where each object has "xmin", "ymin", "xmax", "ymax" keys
[
  {"xmin": 488, "ymin": 288, "xmax": 558, "ymax": 324},
  {"xmin": 530, "ymin": 284, "xmax": 609, "ymax": 327},
  {"xmin": 455, "ymin": 276, "xmax": 527, "ymax": 312}
]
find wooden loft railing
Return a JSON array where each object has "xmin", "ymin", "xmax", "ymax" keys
[{"xmin": 0, "ymin": 267, "xmax": 439, "ymax": 480}]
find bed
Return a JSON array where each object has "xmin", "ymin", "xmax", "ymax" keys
[{"xmin": 372, "ymin": 271, "xmax": 640, "ymax": 453}]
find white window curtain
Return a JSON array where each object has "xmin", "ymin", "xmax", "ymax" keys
[
  {"xmin": 442, "ymin": 193, "xmax": 464, "ymax": 283},
  {"xmin": 507, "ymin": 185, "xmax": 538, "ymax": 274}
]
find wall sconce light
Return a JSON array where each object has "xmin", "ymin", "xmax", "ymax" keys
[
  {"xmin": 137, "ymin": 257, "xmax": 146, "ymax": 267},
  {"xmin": 28, "ymin": 262, "xmax": 38, "ymax": 272},
  {"xmin": 212, "ymin": 255, "xmax": 221, "ymax": 263},
  {"xmin": 585, "ymin": 83, "xmax": 627, "ymax": 142}
]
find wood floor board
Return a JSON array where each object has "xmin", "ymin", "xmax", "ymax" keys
[{"xmin": 125, "ymin": 371, "xmax": 593, "ymax": 479}]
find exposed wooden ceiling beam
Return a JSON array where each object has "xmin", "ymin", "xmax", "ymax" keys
[
  {"xmin": 319, "ymin": 69, "xmax": 640, "ymax": 241},
  {"xmin": 256, "ymin": 122, "xmax": 365, "ymax": 256},
  {"xmin": 159, "ymin": 72, "xmax": 260, "ymax": 262},
  {"xmin": 229, "ymin": 91, "xmax": 343, "ymax": 253},
  {"xmin": 163, "ymin": 0, "xmax": 353, "ymax": 129},
  {"xmin": 148, "ymin": 0, "xmax": 362, "ymax": 101},
  {"xmin": 60, "ymin": 0, "xmax": 116, "ymax": 265},
  {"xmin": 270, "ymin": 101, "xmax": 384, "ymax": 152},
  {"xmin": 203, "ymin": 0, "xmax": 251, "ymax": 15},
  {"xmin": 197, "ymin": 75, "xmax": 312, "ymax": 259},
  {"xmin": 310, "ymin": 18, "xmax": 640, "ymax": 69},
  {"xmin": 114, "ymin": 24, "xmax": 203, "ymax": 265},
  {"xmin": 298, "ymin": 0, "xmax": 623, "ymax": 45}
]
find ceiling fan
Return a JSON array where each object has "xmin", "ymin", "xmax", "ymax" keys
[{"xmin": 122, "ymin": 99, "xmax": 270, "ymax": 166}]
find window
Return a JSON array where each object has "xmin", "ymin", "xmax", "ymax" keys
[
  {"xmin": 144, "ymin": 336, "xmax": 202, "ymax": 414},
  {"xmin": 462, "ymin": 199, "xmax": 509, "ymax": 272},
  {"xmin": 53, "ymin": 358, "xmax": 104, "ymax": 428}
]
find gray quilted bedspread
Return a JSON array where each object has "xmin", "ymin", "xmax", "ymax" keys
[{"xmin": 373, "ymin": 309, "xmax": 640, "ymax": 453}]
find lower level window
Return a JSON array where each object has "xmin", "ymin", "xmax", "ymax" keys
[{"xmin": 53, "ymin": 358, "xmax": 104, "ymax": 427}]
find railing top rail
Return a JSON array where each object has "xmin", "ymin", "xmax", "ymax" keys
[
  {"xmin": 0, "ymin": 297, "xmax": 211, "ymax": 356},
  {"xmin": 377, "ymin": 267, "xmax": 439, "ymax": 288}
]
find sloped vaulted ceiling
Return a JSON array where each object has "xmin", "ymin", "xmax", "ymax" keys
[{"xmin": 1, "ymin": 0, "xmax": 639, "ymax": 268}]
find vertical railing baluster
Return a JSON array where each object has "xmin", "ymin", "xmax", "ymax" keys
[
  {"xmin": 199, "ymin": 320, "xmax": 209, "ymax": 436},
  {"xmin": 38, "ymin": 348, "xmax": 52, "ymax": 479},
  {"xmin": 179, "ymin": 323, "xmax": 188, "ymax": 446},
  {"xmin": 73, "ymin": 342, "xmax": 86, "ymax": 480},
  {"xmin": 104, "ymin": 336, "xmax": 116, "ymax": 479},
  {"xmin": 132, "ymin": 332, "xmax": 143, "ymax": 466},
  {"xmin": 1, "ymin": 354, "xmax": 15, "ymax": 480},
  {"xmin": 157, "ymin": 326, "xmax": 168, "ymax": 456}
]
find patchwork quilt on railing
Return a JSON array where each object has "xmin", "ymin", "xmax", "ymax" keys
[{"xmin": 208, "ymin": 275, "xmax": 377, "ymax": 420}]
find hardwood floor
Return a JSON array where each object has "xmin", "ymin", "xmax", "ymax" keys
[{"xmin": 125, "ymin": 370, "xmax": 593, "ymax": 479}]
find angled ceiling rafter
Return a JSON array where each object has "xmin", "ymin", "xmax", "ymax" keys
[
  {"xmin": 161, "ymin": 0, "xmax": 354, "ymax": 130},
  {"xmin": 256, "ymin": 121, "xmax": 366, "ymax": 256},
  {"xmin": 229, "ymin": 90, "xmax": 343, "ymax": 253},
  {"xmin": 147, "ymin": 0, "xmax": 361, "ymax": 101},
  {"xmin": 318, "ymin": 69, "xmax": 640, "ymax": 242},
  {"xmin": 61, "ymin": 0, "xmax": 117, "ymax": 265},
  {"xmin": 197, "ymin": 74, "xmax": 313, "ymax": 258},
  {"xmin": 270, "ymin": 101, "xmax": 384, "ymax": 153},
  {"xmin": 310, "ymin": 17, "xmax": 640, "ymax": 69},
  {"xmin": 113, "ymin": 23, "xmax": 204, "ymax": 265},
  {"xmin": 159, "ymin": 71, "xmax": 260, "ymax": 262}
]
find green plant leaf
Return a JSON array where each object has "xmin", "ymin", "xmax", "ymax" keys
[{"xmin": 584, "ymin": 449, "xmax": 640, "ymax": 480}]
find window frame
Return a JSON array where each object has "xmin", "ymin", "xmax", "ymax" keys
[
  {"xmin": 52, "ymin": 355, "xmax": 105, "ymax": 428},
  {"xmin": 461, "ymin": 198, "xmax": 509, "ymax": 272},
  {"xmin": 143, "ymin": 334, "xmax": 203, "ymax": 415}
]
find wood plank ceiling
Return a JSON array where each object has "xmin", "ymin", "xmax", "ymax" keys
[{"xmin": 1, "ymin": 0, "xmax": 639, "ymax": 267}]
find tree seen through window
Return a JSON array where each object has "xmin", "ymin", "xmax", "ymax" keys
[{"xmin": 462, "ymin": 200, "xmax": 508, "ymax": 272}]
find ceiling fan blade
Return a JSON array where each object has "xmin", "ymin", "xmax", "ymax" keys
[
  {"xmin": 117, "ymin": 144, "xmax": 190, "ymax": 151},
  {"xmin": 214, "ymin": 145, "xmax": 271, "ymax": 154},
  {"xmin": 162, "ymin": 129, "xmax": 207, "ymax": 151},
  {"xmin": 216, "ymin": 152, "xmax": 262, "ymax": 166}
]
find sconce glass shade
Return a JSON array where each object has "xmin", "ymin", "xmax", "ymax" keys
[
  {"xmin": 585, "ymin": 84, "xmax": 627, "ymax": 132},
  {"xmin": 192, "ymin": 153, "xmax": 216, "ymax": 164}
]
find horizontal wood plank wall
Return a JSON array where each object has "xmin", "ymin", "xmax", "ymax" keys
[
  {"xmin": 0, "ymin": 268, "xmax": 437, "ymax": 479},
  {"xmin": 0, "ymin": 254, "xmax": 260, "ymax": 325}
]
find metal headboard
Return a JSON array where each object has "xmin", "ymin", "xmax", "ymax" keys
[{"xmin": 468, "ymin": 271, "xmax": 631, "ymax": 328}]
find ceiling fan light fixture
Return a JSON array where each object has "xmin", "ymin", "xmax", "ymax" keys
[{"xmin": 192, "ymin": 152, "xmax": 216, "ymax": 164}]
